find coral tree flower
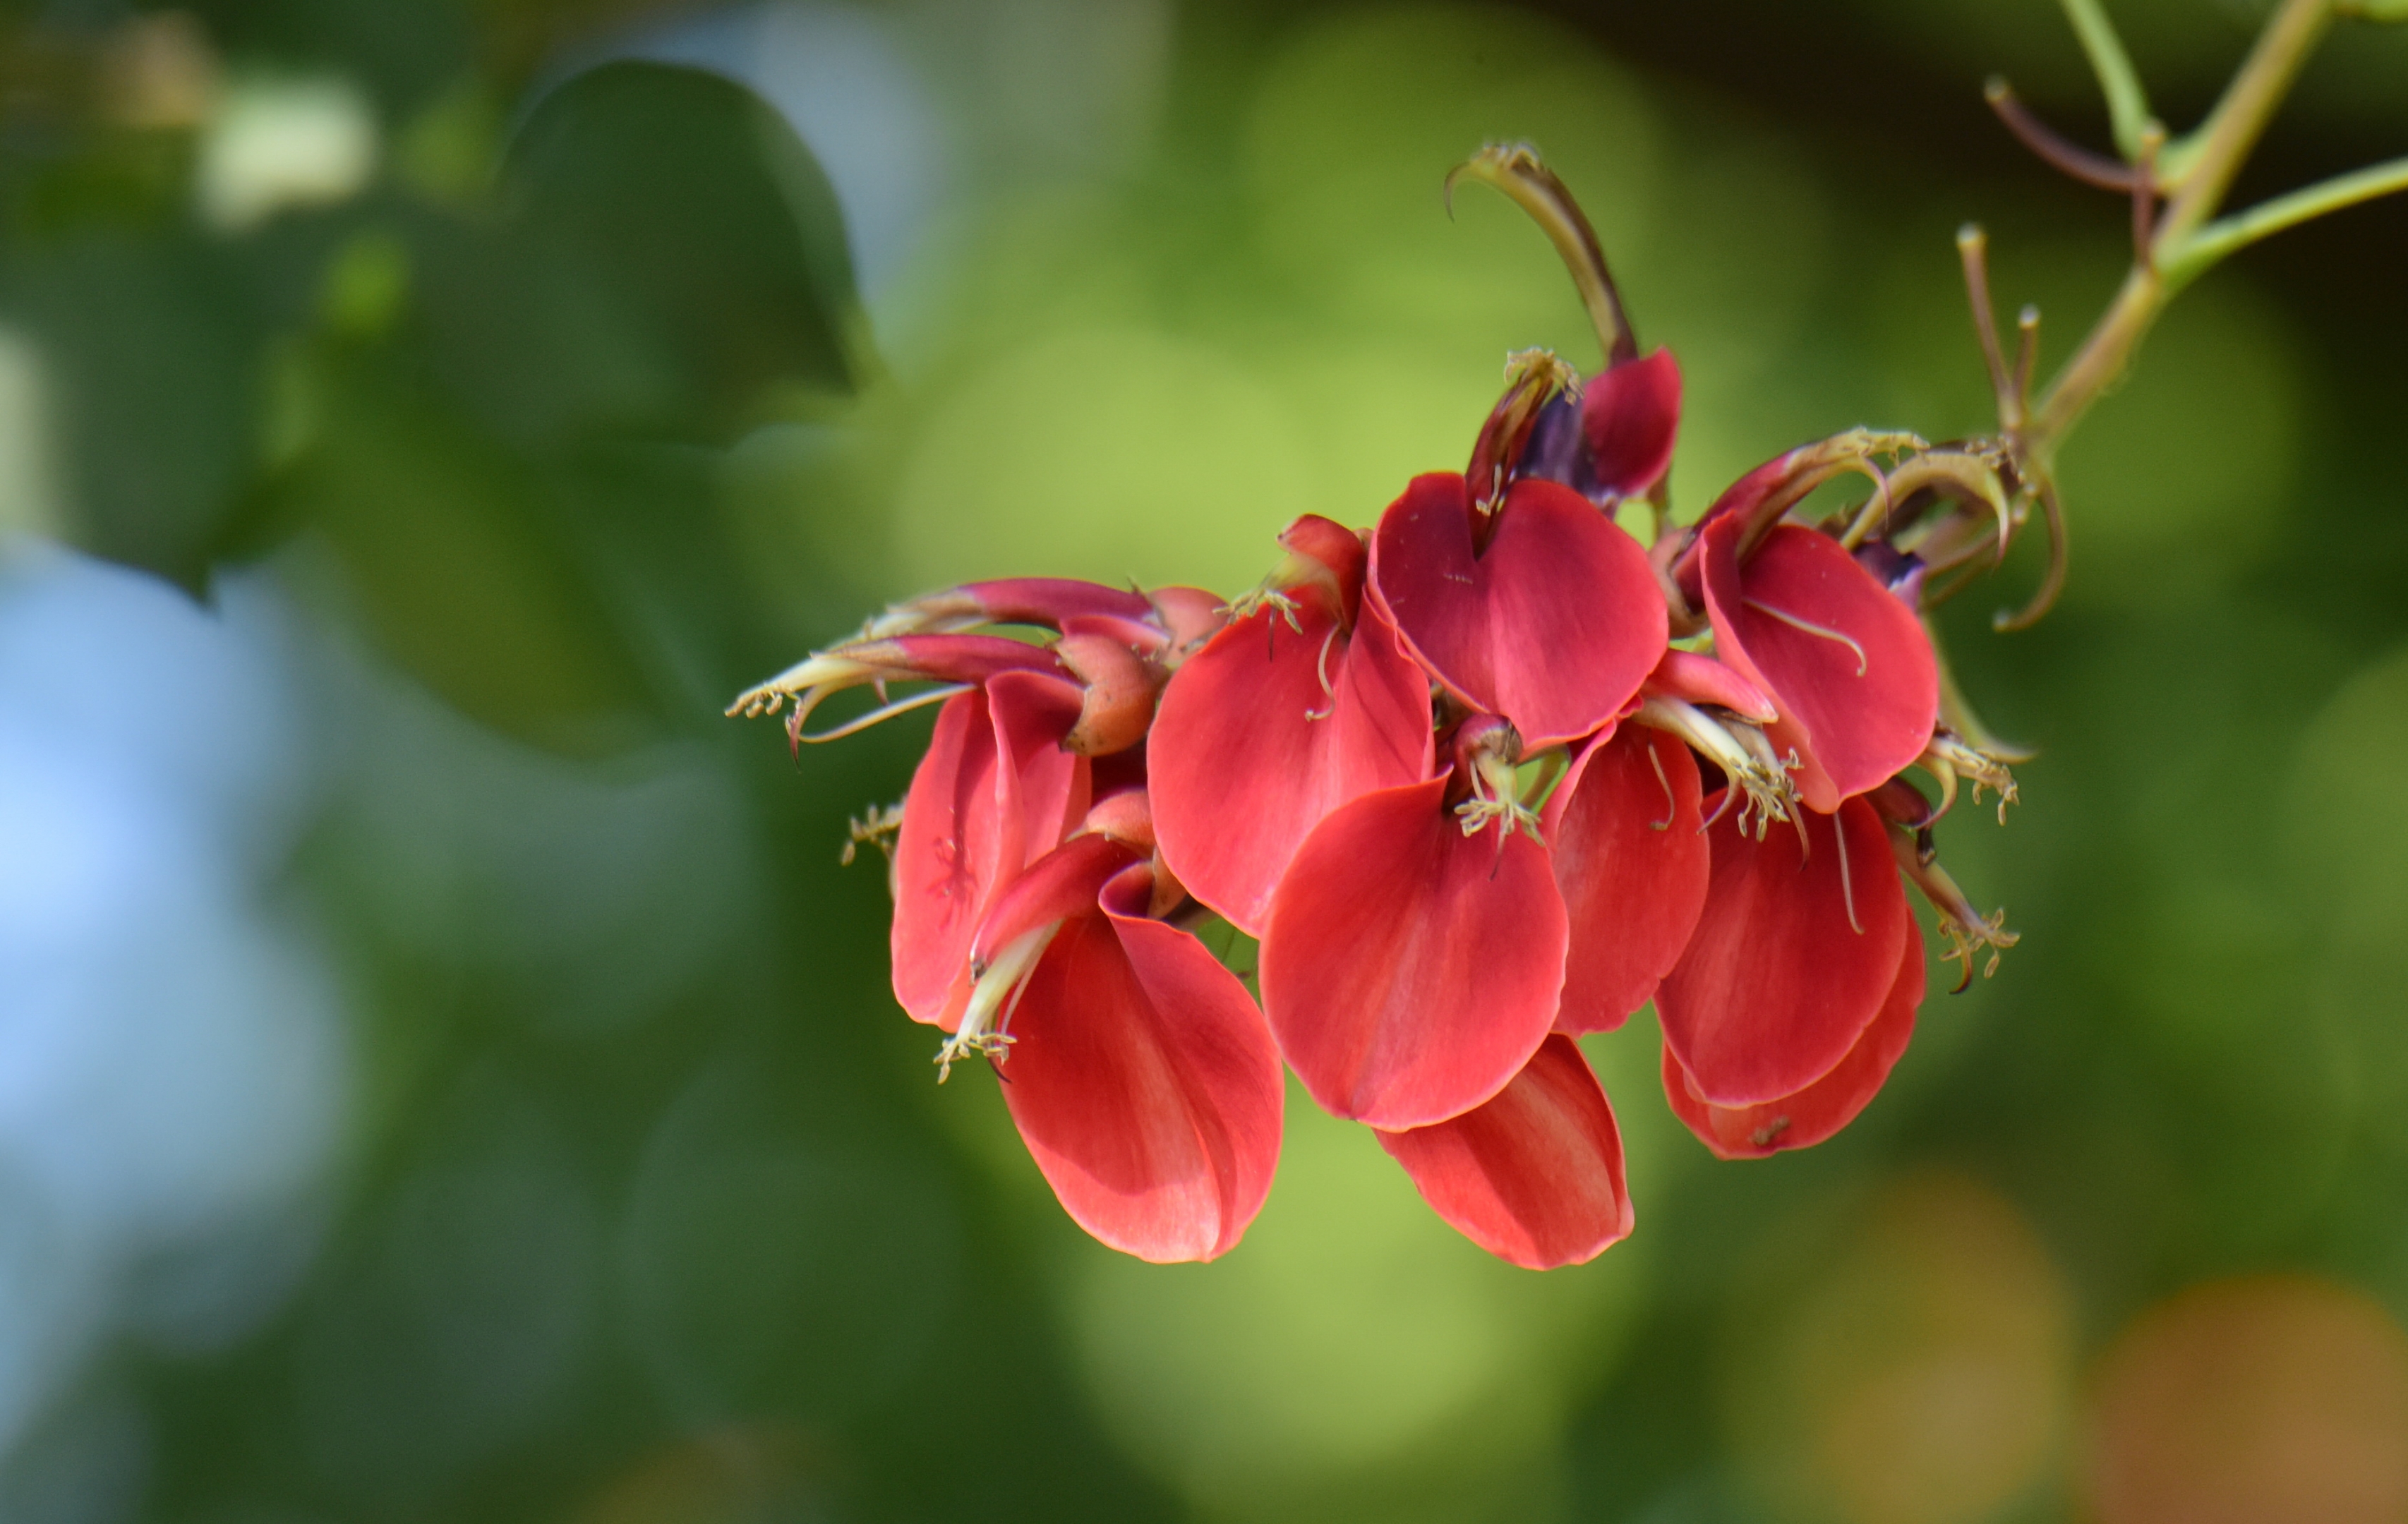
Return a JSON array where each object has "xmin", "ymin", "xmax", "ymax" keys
[
  {"xmin": 1150, "ymin": 514, "xmax": 1431, "ymax": 936},
  {"xmin": 1370, "ymin": 471, "xmax": 1664, "ymax": 749},
  {"xmin": 1655, "ymin": 794, "xmax": 1910, "ymax": 1109},
  {"xmin": 1377, "ymin": 1033, "xmax": 1634, "ymax": 1269},
  {"xmin": 1542, "ymin": 722, "xmax": 1709, "ymax": 1036},
  {"xmin": 1515, "ymin": 346, "xmax": 1683, "ymax": 508},
  {"xmin": 1260, "ymin": 716, "xmax": 1568, "ymax": 1131},
  {"xmin": 1663, "ymin": 919, "xmax": 1925, "ymax": 1159},
  {"xmin": 1678, "ymin": 436, "xmax": 1941, "ymax": 814},
  {"xmin": 943, "ymin": 797, "xmax": 1284, "ymax": 1264},
  {"xmin": 726, "ymin": 145, "xmax": 2033, "ymax": 1272},
  {"xmin": 890, "ymin": 671, "xmax": 1092, "ymax": 1022}
]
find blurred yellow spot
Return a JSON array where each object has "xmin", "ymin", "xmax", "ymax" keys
[
  {"xmin": 1727, "ymin": 1171, "xmax": 2073, "ymax": 1524},
  {"xmin": 2086, "ymin": 1274, "xmax": 2408, "ymax": 1524},
  {"xmin": 893, "ymin": 327, "xmax": 1308, "ymax": 600},
  {"xmin": 196, "ymin": 73, "xmax": 379, "ymax": 232}
]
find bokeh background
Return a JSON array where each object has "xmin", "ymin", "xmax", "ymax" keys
[{"xmin": 1, "ymin": 1, "xmax": 2406, "ymax": 1520}]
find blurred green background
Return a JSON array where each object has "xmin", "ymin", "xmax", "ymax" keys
[{"xmin": 1, "ymin": 1, "xmax": 2405, "ymax": 1520}]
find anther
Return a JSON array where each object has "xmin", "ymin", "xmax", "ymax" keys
[
  {"xmin": 841, "ymin": 802, "xmax": 907, "ymax": 866},
  {"xmin": 936, "ymin": 923, "xmax": 1057, "ymax": 1082}
]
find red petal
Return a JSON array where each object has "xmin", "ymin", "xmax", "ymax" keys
[
  {"xmin": 1259, "ymin": 775, "xmax": 1566, "ymax": 1129},
  {"xmin": 1580, "ymin": 348, "xmax": 1681, "ymax": 499},
  {"xmin": 989, "ymin": 668, "xmax": 1092, "ymax": 861},
  {"xmin": 1146, "ymin": 586, "xmax": 1227, "ymax": 656},
  {"xmin": 1700, "ymin": 519, "xmax": 1937, "ymax": 811},
  {"xmin": 891, "ymin": 689, "xmax": 1007, "ymax": 1023},
  {"xmin": 1664, "ymin": 918, "xmax": 1925, "ymax": 1158},
  {"xmin": 889, "ymin": 674, "xmax": 1088, "ymax": 1025},
  {"xmin": 1151, "ymin": 595, "xmax": 1431, "ymax": 936},
  {"xmin": 1654, "ymin": 795, "xmax": 1908, "ymax": 1106},
  {"xmin": 946, "ymin": 578, "xmax": 1155, "ymax": 631},
  {"xmin": 1542, "ymin": 725, "xmax": 1709, "ymax": 1035},
  {"xmin": 843, "ymin": 632, "xmax": 1069, "ymax": 686},
  {"xmin": 1370, "ymin": 474, "xmax": 1665, "ymax": 749},
  {"xmin": 1376, "ymin": 1034, "xmax": 1632, "ymax": 1269},
  {"xmin": 969, "ymin": 833, "xmax": 1140, "ymax": 968},
  {"xmin": 1643, "ymin": 648, "xmax": 1778, "ymax": 722},
  {"xmin": 998, "ymin": 868, "xmax": 1284, "ymax": 1262}
]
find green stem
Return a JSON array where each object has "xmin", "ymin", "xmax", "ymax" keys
[
  {"xmin": 2025, "ymin": 0, "xmax": 2335, "ymax": 454},
  {"xmin": 2155, "ymin": 0, "xmax": 2335, "ymax": 248},
  {"xmin": 2059, "ymin": 0, "xmax": 2155, "ymax": 162},
  {"xmin": 2162, "ymin": 154, "xmax": 2408, "ymax": 293}
]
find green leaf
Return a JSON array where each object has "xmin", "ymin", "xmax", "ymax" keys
[
  {"xmin": 263, "ymin": 353, "xmax": 659, "ymax": 754},
  {"xmin": 446, "ymin": 59, "xmax": 864, "ymax": 449}
]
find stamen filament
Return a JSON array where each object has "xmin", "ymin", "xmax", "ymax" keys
[
  {"xmin": 1885, "ymin": 824, "xmax": 2019, "ymax": 992},
  {"xmin": 1831, "ymin": 811, "xmax": 1864, "ymax": 935},
  {"xmin": 1742, "ymin": 598, "xmax": 1869, "ymax": 676},
  {"xmin": 1455, "ymin": 751, "xmax": 1545, "ymax": 845},
  {"xmin": 1632, "ymin": 695, "xmax": 1797, "ymax": 840},
  {"xmin": 1645, "ymin": 739, "xmax": 1676, "ymax": 831},
  {"xmin": 1304, "ymin": 622, "xmax": 1342, "ymax": 721},
  {"xmin": 793, "ymin": 684, "xmax": 970, "ymax": 744},
  {"xmin": 937, "ymin": 922, "xmax": 1059, "ymax": 1082}
]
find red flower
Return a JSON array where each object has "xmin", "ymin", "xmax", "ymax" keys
[
  {"xmin": 940, "ymin": 800, "xmax": 1285, "ymax": 1263},
  {"xmin": 1655, "ymin": 794, "xmax": 1912, "ymax": 1110},
  {"xmin": 718, "ymin": 140, "xmax": 2047, "ymax": 1272},
  {"xmin": 1259, "ymin": 717, "xmax": 1567, "ymax": 1130},
  {"xmin": 1699, "ymin": 516, "xmax": 1938, "ymax": 812},
  {"xmin": 1542, "ymin": 722, "xmax": 1710, "ymax": 1036},
  {"xmin": 1667, "ymin": 433, "xmax": 1940, "ymax": 813},
  {"xmin": 1369, "ymin": 472, "xmax": 1665, "ymax": 749},
  {"xmin": 1663, "ymin": 919, "xmax": 1924, "ymax": 1159},
  {"xmin": 891, "ymin": 672, "xmax": 1092, "ymax": 1022},
  {"xmin": 1150, "ymin": 515, "xmax": 1432, "ymax": 936},
  {"xmin": 1378, "ymin": 1033, "xmax": 1634, "ymax": 1269}
]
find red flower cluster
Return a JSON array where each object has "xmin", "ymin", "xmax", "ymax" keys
[{"xmin": 730, "ymin": 152, "xmax": 2021, "ymax": 1269}]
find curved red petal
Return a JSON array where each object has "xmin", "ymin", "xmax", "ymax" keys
[
  {"xmin": 951, "ymin": 578, "xmax": 1155, "ymax": 631},
  {"xmin": 1260, "ymin": 776, "xmax": 1566, "ymax": 1130},
  {"xmin": 1643, "ymin": 648, "xmax": 1778, "ymax": 722},
  {"xmin": 987, "ymin": 670, "xmax": 1091, "ymax": 850},
  {"xmin": 1542, "ymin": 725, "xmax": 1709, "ymax": 1035},
  {"xmin": 1580, "ymin": 347, "xmax": 1681, "ymax": 499},
  {"xmin": 998, "ymin": 871, "xmax": 1284, "ymax": 1262},
  {"xmin": 1375, "ymin": 1033, "xmax": 1633, "ymax": 1269},
  {"xmin": 1663, "ymin": 918, "xmax": 1925, "ymax": 1159},
  {"xmin": 969, "ymin": 833, "xmax": 1140, "ymax": 968},
  {"xmin": 1700, "ymin": 519, "xmax": 1937, "ymax": 811},
  {"xmin": 1151, "ymin": 595, "xmax": 1431, "ymax": 936},
  {"xmin": 889, "ymin": 674, "xmax": 1088, "ymax": 1025},
  {"xmin": 1370, "ymin": 473, "xmax": 1665, "ymax": 749},
  {"xmin": 1654, "ymin": 795, "xmax": 1908, "ymax": 1106},
  {"xmin": 891, "ymin": 689, "xmax": 1009, "ymax": 1023}
]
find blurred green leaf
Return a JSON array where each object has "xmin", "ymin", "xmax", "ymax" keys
[
  {"xmin": 448, "ymin": 59, "xmax": 862, "ymax": 449},
  {"xmin": 261, "ymin": 353, "xmax": 658, "ymax": 751},
  {"xmin": 7, "ymin": 234, "xmax": 257, "ymax": 589}
]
